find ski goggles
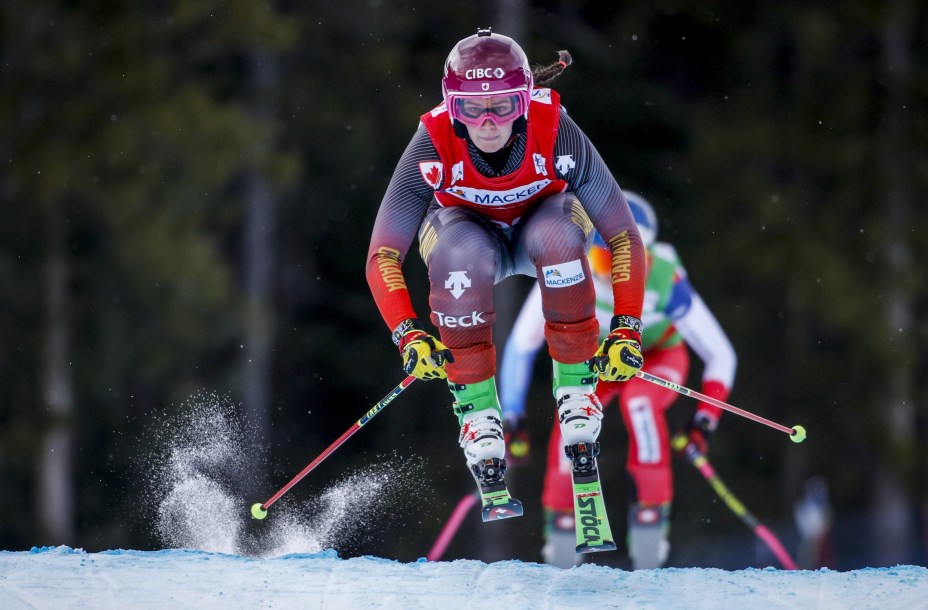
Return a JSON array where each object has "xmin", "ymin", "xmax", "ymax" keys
[
  {"xmin": 449, "ymin": 93, "xmax": 526, "ymax": 127},
  {"xmin": 588, "ymin": 245, "xmax": 611, "ymax": 278}
]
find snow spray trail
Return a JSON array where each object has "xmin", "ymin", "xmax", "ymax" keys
[{"xmin": 144, "ymin": 392, "xmax": 426, "ymax": 558}]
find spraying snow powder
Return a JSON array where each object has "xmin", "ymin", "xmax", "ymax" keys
[{"xmin": 144, "ymin": 392, "xmax": 424, "ymax": 558}]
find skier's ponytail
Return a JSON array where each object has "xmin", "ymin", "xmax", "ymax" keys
[{"xmin": 532, "ymin": 50, "xmax": 572, "ymax": 86}]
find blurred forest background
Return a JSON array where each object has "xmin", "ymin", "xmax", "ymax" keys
[{"xmin": 2, "ymin": 0, "xmax": 926, "ymax": 570}]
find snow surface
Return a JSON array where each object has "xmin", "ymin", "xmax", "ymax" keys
[
  {"xmin": 3, "ymin": 395, "xmax": 926, "ymax": 609},
  {"xmin": 1, "ymin": 546, "xmax": 926, "ymax": 609}
]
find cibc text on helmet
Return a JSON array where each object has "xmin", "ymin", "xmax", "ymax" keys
[{"xmin": 465, "ymin": 67, "xmax": 507, "ymax": 80}]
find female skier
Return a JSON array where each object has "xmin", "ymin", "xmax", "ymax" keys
[{"xmin": 366, "ymin": 29, "xmax": 646, "ymax": 521}]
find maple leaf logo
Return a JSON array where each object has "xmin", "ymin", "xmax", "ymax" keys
[{"xmin": 419, "ymin": 161, "xmax": 443, "ymax": 189}]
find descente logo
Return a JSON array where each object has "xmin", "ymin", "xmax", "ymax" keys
[{"xmin": 465, "ymin": 67, "xmax": 506, "ymax": 79}]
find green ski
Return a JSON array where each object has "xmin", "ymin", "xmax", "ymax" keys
[
  {"xmin": 471, "ymin": 458, "xmax": 524, "ymax": 522},
  {"xmin": 568, "ymin": 442, "xmax": 617, "ymax": 553}
]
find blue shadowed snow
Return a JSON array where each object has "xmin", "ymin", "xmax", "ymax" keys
[
  {"xmin": 1, "ymin": 546, "xmax": 927, "ymax": 609},
  {"xmin": 6, "ymin": 397, "xmax": 925, "ymax": 608}
]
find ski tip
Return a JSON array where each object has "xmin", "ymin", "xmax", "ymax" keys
[
  {"xmin": 481, "ymin": 500, "xmax": 524, "ymax": 522},
  {"xmin": 790, "ymin": 425, "xmax": 807, "ymax": 443}
]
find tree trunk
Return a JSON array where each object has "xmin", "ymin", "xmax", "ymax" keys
[
  {"xmin": 38, "ymin": 201, "xmax": 74, "ymax": 544},
  {"xmin": 243, "ymin": 49, "xmax": 277, "ymax": 483},
  {"xmin": 870, "ymin": 0, "xmax": 916, "ymax": 566}
]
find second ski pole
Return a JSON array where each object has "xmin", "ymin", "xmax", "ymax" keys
[
  {"xmin": 635, "ymin": 370, "xmax": 807, "ymax": 442},
  {"xmin": 673, "ymin": 432, "xmax": 798, "ymax": 570},
  {"xmin": 426, "ymin": 493, "xmax": 479, "ymax": 561}
]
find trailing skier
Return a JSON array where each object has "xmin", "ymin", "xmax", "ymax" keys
[
  {"xmin": 366, "ymin": 29, "xmax": 647, "ymax": 523},
  {"xmin": 500, "ymin": 192, "xmax": 738, "ymax": 567}
]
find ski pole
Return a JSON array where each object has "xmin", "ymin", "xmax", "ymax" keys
[
  {"xmin": 251, "ymin": 375, "xmax": 417, "ymax": 520},
  {"xmin": 426, "ymin": 492, "xmax": 479, "ymax": 561},
  {"xmin": 672, "ymin": 433, "xmax": 798, "ymax": 570},
  {"xmin": 635, "ymin": 370, "xmax": 806, "ymax": 442}
]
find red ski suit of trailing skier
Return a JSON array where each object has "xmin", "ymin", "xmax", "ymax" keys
[{"xmin": 366, "ymin": 88, "xmax": 645, "ymax": 383}]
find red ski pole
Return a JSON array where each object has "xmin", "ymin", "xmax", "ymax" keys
[
  {"xmin": 635, "ymin": 370, "xmax": 807, "ymax": 442},
  {"xmin": 250, "ymin": 375, "xmax": 417, "ymax": 520},
  {"xmin": 426, "ymin": 493, "xmax": 479, "ymax": 561},
  {"xmin": 673, "ymin": 433, "xmax": 798, "ymax": 570}
]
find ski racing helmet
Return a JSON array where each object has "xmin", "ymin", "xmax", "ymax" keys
[
  {"xmin": 625, "ymin": 191, "xmax": 658, "ymax": 247},
  {"xmin": 442, "ymin": 28, "xmax": 532, "ymax": 131}
]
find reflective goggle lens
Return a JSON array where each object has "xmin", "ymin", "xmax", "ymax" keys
[{"xmin": 450, "ymin": 94, "xmax": 524, "ymax": 127}]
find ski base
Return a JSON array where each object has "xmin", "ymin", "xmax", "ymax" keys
[{"xmin": 568, "ymin": 442, "xmax": 616, "ymax": 554}]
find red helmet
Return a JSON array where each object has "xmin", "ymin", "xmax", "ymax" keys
[{"xmin": 442, "ymin": 29, "xmax": 532, "ymax": 123}]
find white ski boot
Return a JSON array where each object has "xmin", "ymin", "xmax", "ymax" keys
[
  {"xmin": 458, "ymin": 410, "xmax": 505, "ymax": 465},
  {"xmin": 542, "ymin": 510, "xmax": 582, "ymax": 568},
  {"xmin": 628, "ymin": 502, "xmax": 671, "ymax": 569},
  {"xmin": 556, "ymin": 388, "xmax": 604, "ymax": 446}
]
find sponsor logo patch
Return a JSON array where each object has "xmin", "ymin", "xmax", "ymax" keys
[
  {"xmin": 441, "ymin": 179, "xmax": 552, "ymax": 206},
  {"xmin": 533, "ymin": 153, "xmax": 548, "ymax": 176},
  {"xmin": 531, "ymin": 88, "xmax": 553, "ymax": 103},
  {"xmin": 434, "ymin": 310, "xmax": 487, "ymax": 328},
  {"xmin": 451, "ymin": 161, "xmax": 464, "ymax": 185},
  {"xmin": 542, "ymin": 259, "xmax": 586, "ymax": 288}
]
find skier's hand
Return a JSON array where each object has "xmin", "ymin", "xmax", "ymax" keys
[
  {"xmin": 684, "ymin": 409, "xmax": 719, "ymax": 455},
  {"xmin": 593, "ymin": 315, "xmax": 644, "ymax": 382},
  {"xmin": 504, "ymin": 415, "xmax": 530, "ymax": 466},
  {"xmin": 393, "ymin": 319, "xmax": 454, "ymax": 380}
]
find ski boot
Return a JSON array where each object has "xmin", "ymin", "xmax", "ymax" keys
[
  {"xmin": 449, "ymin": 377, "xmax": 523, "ymax": 522},
  {"xmin": 542, "ymin": 509, "xmax": 582, "ymax": 568},
  {"xmin": 627, "ymin": 502, "xmax": 671, "ymax": 569}
]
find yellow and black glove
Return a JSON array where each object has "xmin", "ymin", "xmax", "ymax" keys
[
  {"xmin": 393, "ymin": 318, "xmax": 454, "ymax": 380},
  {"xmin": 593, "ymin": 315, "xmax": 644, "ymax": 382}
]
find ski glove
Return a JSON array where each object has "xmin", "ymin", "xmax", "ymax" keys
[
  {"xmin": 593, "ymin": 315, "xmax": 644, "ymax": 382},
  {"xmin": 684, "ymin": 379, "xmax": 726, "ymax": 454},
  {"xmin": 393, "ymin": 318, "xmax": 454, "ymax": 380},
  {"xmin": 685, "ymin": 409, "xmax": 719, "ymax": 455},
  {"xmin": 503, "ymin": 414, "xmax": 530, "ymax": 466}
]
